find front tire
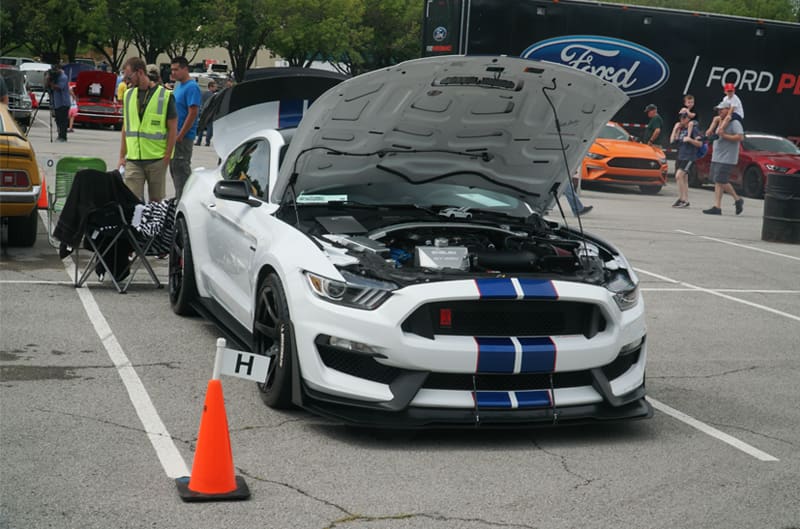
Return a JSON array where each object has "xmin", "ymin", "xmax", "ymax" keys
[
  {"xmin": 639, "ymin": 185, "xmax": 662, "ymax": 195},
  {"xmin": 254, "ymin": 273, "xmax": 294, "ymax": 409},
  {"xmin": 169, "ymin": 216, "xmax": 197, "ymax": 316},
  {"xmin": 6, "ymin": 208, "xmax": 38, "ymax": 247},
  {"xmin": 743, "ymin": 166, "xmax": 765, "ymax": 199}
]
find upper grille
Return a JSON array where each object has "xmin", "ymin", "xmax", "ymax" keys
[
  {"xmin": 402, "ymin": 300, "xmax": 605, "ymax": 339},
  {"xmin": 607, "ymin": 157, "xmax": 661, "ymax": 170}
]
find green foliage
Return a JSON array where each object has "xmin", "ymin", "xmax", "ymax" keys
[
  {"xmin": 202, "ymin": 0, "xmax": 277, "ymax": 81},
  {"xmin": 347, "ymin": 0, "xmax": 423, "ymax": 75},
  {"xmin": 120, "ymin": 0, "xmax": 181, "ymax": 63},
  {"xmin": 628, "ymin": 0, "xmax": 796, "ymax": 21},
  {"xmin": 83, "ymin": 0, "xmax": 131, "ymax": 71},
  {"xmin": 269, "ymin": 0, "xmax": 371, "ymax": 69}
]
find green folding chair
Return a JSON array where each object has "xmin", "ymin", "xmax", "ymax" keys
[{"xmin": 47, "ymin": 156, "xmax": 107, "ymax": 247}]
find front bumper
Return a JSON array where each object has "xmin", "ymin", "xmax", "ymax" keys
[{"xmin": 288, "ymin": 276, "xmax": 649, "ymax": 427}]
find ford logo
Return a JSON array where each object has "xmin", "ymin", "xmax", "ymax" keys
[{"xmin": 521, "ymin": 35, "xmax": 669, "ymax": 96}]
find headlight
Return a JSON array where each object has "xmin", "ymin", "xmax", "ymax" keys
[
  {"xmin": 305, "ymin": 270, "xmax": 396, "ymax": 310},
  {"xmin": 606, "ymin": 272, "xmax": 639, "ymax": 311},
  {"xmin": 585, "ymin": 152, "xmax": 605, "ymax": 160},
  {"xmin": 658, "ymin": 157, "xmax": 667, "ymax": 165},
  {"xmin": 765, "ymin": 164, "xmax": 790, "ymax": 173}
]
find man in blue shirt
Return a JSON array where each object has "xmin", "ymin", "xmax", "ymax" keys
[
  {"xmin": 169, "ymin": 56, "xmax": 202, "ymax": 199},
  {"xmin": 48, "ymin": 65, "xmax": 70, "ymax": 142}
]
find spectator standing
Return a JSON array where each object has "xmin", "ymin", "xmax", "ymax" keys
[
  {"xmin": 67, "ymin": 86, "xmax": 77, "ymax": 132},
  {"xmin": 643, "ymin": 104, "xmax": 664, "ymax": 146},
  {"xmin": 117, "ymin": 57, "xmax": 177, "ymax": 202},
  {"xmin": 0, "ymin": 75, "xmax": 8, "ymax": 105},
  {"xmin": 169, "ymin": 56, "xmax": 202, "ymax": 200},
  {"xmin": 669, "ymin": 110, "xmax": 703, "ymax": 208},
  {"xmin": 49, "ymin": 65, "xmax": 70, "ymax": 142},
  {"xmin": 195, "ymin": 80, "xmax": 217, "ymax": 147},
  {"xmin": 702, "ymin": 101, "xmax": 744, "ymax": 216}
]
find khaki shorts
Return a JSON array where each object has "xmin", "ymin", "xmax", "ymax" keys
[{"xmin": 124, "ymin": 159, "xmax": 168, "ymax": 202}]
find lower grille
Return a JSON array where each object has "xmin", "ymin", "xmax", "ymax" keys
[
  {"xmin": 317, "ymin": 344, "xmax": 401, "ymax": 384},
  {"xmin": 423, "ymin": 371, "xmax": 592, "ymax": 391}
]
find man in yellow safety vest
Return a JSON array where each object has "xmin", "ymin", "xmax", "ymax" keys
[{"xmin": 117, "ymin": 57, "xmax": 177, "ymax": 202}]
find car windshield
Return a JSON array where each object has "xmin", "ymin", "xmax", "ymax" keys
[
  {"xmin": 297, "ymin": 181, "xmax": 533, "ymax": 218},
  {"xmin": 597, "ymin": 123, "xmax": 629, "ymax": 141},
  {"xmin": 0, "ymin": 70, "xmax": 25, "ymax": 94},
  {"xmin": 743, "ymin": 135, "xmax": 800, "ymax": 154}
]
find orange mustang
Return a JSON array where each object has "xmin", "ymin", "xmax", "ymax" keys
[{"xmin": 581, "ymin": 122, "xmax": 668, "ymax": 194}]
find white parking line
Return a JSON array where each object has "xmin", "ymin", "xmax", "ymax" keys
[
  {"xmin": 636, "ymin": 267, "xmax": 800, "ymax": 323},
  {"xmin": 675, "ymin": 229, "xmax": 800, "ymax": 262},
  {"xmin": 61, "ymin": 257, "xmax": 189, "ymax": 479},
  {"xmin": 642, "ymin": 287, "xmax": 800, "ymax": 294},
  {"xmin": 647, "ymin": 397, "xmax": 779, "ymax": 462}
]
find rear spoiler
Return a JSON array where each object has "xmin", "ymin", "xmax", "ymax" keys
[{"xmin": 203, "ymin": 68, "xmax": 347, "ymax": 160}]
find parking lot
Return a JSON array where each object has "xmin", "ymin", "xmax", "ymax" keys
[{"xmin": 1, "ymin": 116, "xmax": 799, "ymax": 529}]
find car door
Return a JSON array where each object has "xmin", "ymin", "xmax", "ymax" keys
[{"xmin": 205, "ymin": 138, "xmax": 272, "ymax": 326}]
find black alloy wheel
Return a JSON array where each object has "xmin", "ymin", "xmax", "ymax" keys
[
  {"xmin": 254, "ymin": 273, "xmax": 294, "ymax": 409},
  {"xmin": 743, "ymin": 166, "xmax": 765, "ymax": 199},
  {"xmin": 169, "ymin": 216, "xmax": 197, "ymax": 316}
]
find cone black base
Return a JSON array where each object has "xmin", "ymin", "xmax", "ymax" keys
[{"xmin": 175, "ymin": 475, "xmax": 251, "ymax": 502}]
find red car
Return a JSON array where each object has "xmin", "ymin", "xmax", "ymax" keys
[
  {"xmin": 75, "ymin": 71, "xmax": 122, "ymax": 130},
  {"xmin": 691, "ymin": 132, "xmax": 800, "ymax": 198}
]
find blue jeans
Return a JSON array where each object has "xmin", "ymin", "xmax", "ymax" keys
[{"xmin": 564, "ymin": 182, "xmax": 583, "ymax": 215}]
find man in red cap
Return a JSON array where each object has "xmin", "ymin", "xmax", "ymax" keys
[{"xmin": 713, "ymin": 82, "xmax": 744, "ymax": 135}]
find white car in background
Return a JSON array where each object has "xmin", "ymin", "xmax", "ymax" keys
[{"xmin": 170, "ymin": 56, "xmax": 650, "ymax": 427}]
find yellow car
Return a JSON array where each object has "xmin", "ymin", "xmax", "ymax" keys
[
  {"xmin": 581, "ymin": 121, "xmax": 668, "ymax": 194},
  {"xmin": 0, "ymin": 104, "xmax": 42, "ymax": 246}
]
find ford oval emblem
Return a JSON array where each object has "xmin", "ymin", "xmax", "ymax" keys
[{"xmin": 521, "ymin": 35, "xmax": 669, "ymax": 96}]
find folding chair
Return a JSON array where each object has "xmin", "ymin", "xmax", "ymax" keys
[
  {"xmin": 47, "ymin": 157, "xmax": 107, "ymax": 247},
  {"xmin": 73, "ymin": 202, "xmax": 162, "ymax": 294}
]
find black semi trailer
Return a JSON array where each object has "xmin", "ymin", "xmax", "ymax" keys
[{"xmin": 422, "ymin": 0, "xmax": 800, "ymax": 141}]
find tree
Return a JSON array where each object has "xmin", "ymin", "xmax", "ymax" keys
[
  {"xmin": 269, "ymin": 0, "xmax": 371, "ymax": 69},
  {"xmin": 164, "ymin": 0, "xmax": 209, "ymax": 64},
  {"xmin": 203, "ymin": 0, "xmax": 277, "ymax": 81},
  {"xmin": 0, "ymin": 0, "xmax": 29, "ymax": 56},
  {"xmin": 121, "ymin": 0, "xmax": 181, "ymax": 63},
  {"xmin": 84, "ymin": 0, "xmax": 131, "ymax": 72},
  {"xmin": 345, "ymin": 0, "xmax": 422, "ymax": 75}
]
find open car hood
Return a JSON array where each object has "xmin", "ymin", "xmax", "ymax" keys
[
  {"xmin": 272, "ymin": 56, "xmax": 628, "ymax": 213},
  {"xmin": 76, "ymin": 71, "xmax": 117, "ymax": 101}
]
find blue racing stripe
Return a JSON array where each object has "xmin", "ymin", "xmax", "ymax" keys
[
  {"xmin": 475, "ymin": 337, "xmax": 515, "ymax": 373},
  {"xmin": 475, "ymin": 391, "xmax": 513, "ymax": 408},
  {"xmin": 278, "ymin": 99, "xmax": 305, "ymax": 128},
  {"xmin": 475, "ymin": 278, "xmax": 517, "ymax": 299},
  {"xmin": 518, "ymin": 337, "xmax": 557, "ymax": 373},
  {"xmin": 515, "ymin": 390, "xmax": 552, "ymax": 408},
  {"xmin": 518, "ymin": 278, "xmax": 558, "ymax": 299}
]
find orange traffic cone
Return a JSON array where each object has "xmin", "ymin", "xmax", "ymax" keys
[
  {"xmin": 38, "ymin": 176, "xmax": 48, "ymax": 209},
  {"xmin": 175, "ymin": 379, "xmax": 250, "ymax": 501}
]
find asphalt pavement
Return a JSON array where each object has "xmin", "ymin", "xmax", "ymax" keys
[{"xmin": 1, "ymin": 115, "xmax": 799, "ymax": 529}]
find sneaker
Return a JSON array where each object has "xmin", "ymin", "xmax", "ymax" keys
[
  {"xmin": 735, "ymin": 198, "xmax": 744, "ymax": 215},
  {"xmin": 67, "ymin": 128, "xmax": 74, "ymax": 132},
  {"xmin": 671, "ymin": 199, "xmax": 682, "ymax": 207},
  {"xmin": 703, "ymin": 206, "xmax": 722, "ymax": 215},
  {"xmin": 578, "ymin": 205, "xmax": 593, "ymax": 215},
  {"xmin": 676, "ymin": 201, "xmax": 690, "ymax": 208}
]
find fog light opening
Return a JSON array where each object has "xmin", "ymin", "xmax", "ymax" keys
[
  {"xmin": 620, "ymin": 337, "xmax": 644, "ymax": 355},
  {"xmin": 328, "ymin": 336, "xmax": 378, "ymax": 355}
]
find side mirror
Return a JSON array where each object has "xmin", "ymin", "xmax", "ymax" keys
[{"xmin": 213, "ymin": 180, "xmax": 261, "ymax": 207}]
